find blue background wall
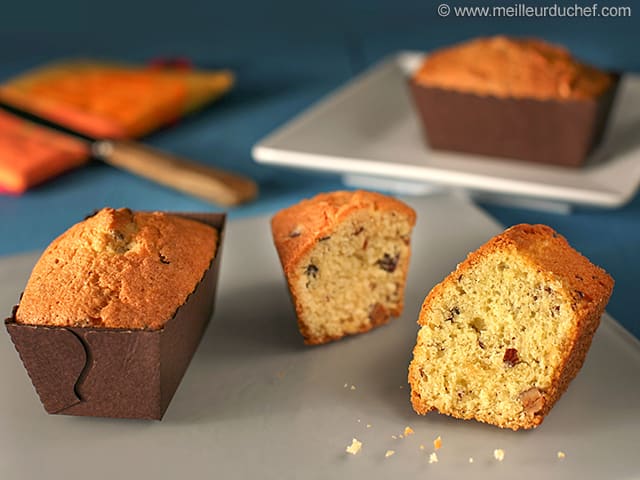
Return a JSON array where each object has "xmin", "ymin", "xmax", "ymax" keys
[{"xmin": 0, "ymin": 0, "xmax": 638, "ymax": 335}]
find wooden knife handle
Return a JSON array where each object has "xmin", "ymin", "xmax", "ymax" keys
[{"xmin": 93, "ymin": 140, "xmax": 258, "ymax": 206}]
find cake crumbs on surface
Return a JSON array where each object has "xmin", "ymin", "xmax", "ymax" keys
[
  {"xmin": 357, "ymin": 419, "xmax": 361, "ymax": 423},
  {"xmin": 366, "ymin": 424, "xmax": 372, "ymax": 428},
  {"xmin": 391, "ymin": 435, "xmax": 398, "ymax": 440},
  {"xmin": 404, "ymin": 426, "xmax": 414, "ymax": 436},
  {"xmin": 350, "ymin": 385, "xmax": 356, "ymax": 390},
  {"xmin": 345, "ymin": 438, "xmax": 362, "ymax": 455},
  {"xmin": 419, "ymin": 444, "xmax": 425, "ymax": 451},
  {"xmin": 385, "ymin": 450, "xmax": 395, "ymax": 458},
  {"xmin": 343, "ymin": 383, "xmax": 348, "ymax": 388},
  {"xmin": 399, "ymin": 385, "xmax": 404, "ymax": 389},
  {"xmin": 429, "ymin": 452, "xmax": 439, "ymax": 464},
  {"xmin": 469, "ymin": 457, "xmax": 474, "ymax": 464},
  {"xmin": 433, "ymin": 435, "xmax": 442, "ymax": 450},
  {"xmin": 557, "ymin": 451, "xmax": 566, "ymax": 459},
  {"xmin": 494, "ymin": 449, "xmax": 505, "ymax": 461},
  {"xmin": 399, "ymin": 434, "xmax": 404, "ymax": 439}
]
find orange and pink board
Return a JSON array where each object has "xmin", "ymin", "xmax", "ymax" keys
[{"xmin": 0, "ymin": 61, "xmax": 234, "ymax": 193}]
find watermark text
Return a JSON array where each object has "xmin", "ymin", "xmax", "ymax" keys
[{"xmin": 437, "ymin": 3, "xmax": 632, "ymax": 18}]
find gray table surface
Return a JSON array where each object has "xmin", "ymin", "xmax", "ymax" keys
[{"xmin": 1, "ymin": 193, "xmax": 638, "ymax": 479}]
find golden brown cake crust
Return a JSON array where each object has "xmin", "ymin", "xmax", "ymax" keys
[
  {"xmin": 409, "ymin": 224, "xmax": 613, "ymax": 430},
  {"xmin": 414, "ymin": 36, "xmax": 613, "ymax": 100},
  {"xmin": 271, "ymin": 190, "xmax": 416, "ymax": 279},
  {"xmin": 16, "ymin": 208, "xmax": 218, "ymax": 330},
  {"xmin": 271, "ymin": 190, "xmax": 417, "ymax": 344}
]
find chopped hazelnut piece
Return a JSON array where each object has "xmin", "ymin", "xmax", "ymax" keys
[{"xmin": 520, "ymin": 387, "xmax": 545, "ymax": 416}]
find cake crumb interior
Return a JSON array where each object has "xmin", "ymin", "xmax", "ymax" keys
[
  {"xmin": 294, "ymin": 210, "xmax": 412, "ymax": 341},
  {"xmin": 411, "ymin": 249, "xmax": 575, "ymax": 428}
]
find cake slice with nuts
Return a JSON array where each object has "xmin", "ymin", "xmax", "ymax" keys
[
  {"xmin": 271, "ymin": 190, "xmax": 416, "ymax": 345},
  {"xmin": 408, "ymin": 224, "xmax": 613, "ymax": 430}
]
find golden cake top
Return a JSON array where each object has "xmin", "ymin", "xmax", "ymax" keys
[
  {"xmin": 16, "ymin": 208, "xmax": 218, "ymax": 330},
  {"xmin": 413, "ymin": 36, "xmax": 613, "ymax": 100}
]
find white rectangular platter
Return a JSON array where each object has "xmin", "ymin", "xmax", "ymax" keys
[
  {"xmin": 1, "ymin": 193, "xmax": 639, "ymax": 479},
  {"xmin": 253, "ymin": 52, "xmax": 640, "ymax": 208}
]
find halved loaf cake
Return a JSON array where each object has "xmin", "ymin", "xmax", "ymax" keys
[
  {"xmin": 271, "ymin": 190, "xmax": 416, "ymax": 345},
  {"xmin": 408, "ymin": 224, "xmax": 613, "ymax": 430}
]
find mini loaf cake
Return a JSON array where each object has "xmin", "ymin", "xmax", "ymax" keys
[
  {"xmin": 414, "ymin": 36, "xmax": 613, "ymax": 100},
  {"xmin": 7, "ymin": 208, "xmax": 224, "ymax": 419},
  {"xmin": 409, "ymin": 36, "xmax": 619, "ymax": 166},
  {"xmin": 271, "ymin": 190, "xmax": 416, "ymax": 345},
  {"xmin": 16, "ymin": 207, "xmax": 218, "ymax": 330},
  {"xmin": 408, "ymin": 224, "xmax": 613, "ymax": 430}
]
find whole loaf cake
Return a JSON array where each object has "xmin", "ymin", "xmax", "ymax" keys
[{"xmin": 409, "ymin": 35, "xmax": 618, "ymax": 166}]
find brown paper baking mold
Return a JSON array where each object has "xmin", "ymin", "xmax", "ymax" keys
[
  {"xmin": 409, "ymin": 75, "xmax": 620, "ymax": 167},
  {"xmin": 5, "ymin": 212, "xmax": 225, "ymax": 420}
]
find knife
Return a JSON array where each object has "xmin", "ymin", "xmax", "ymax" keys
[{"xmin": 0, "ymin": 101, "xmax": 258, "ymax": 206}]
